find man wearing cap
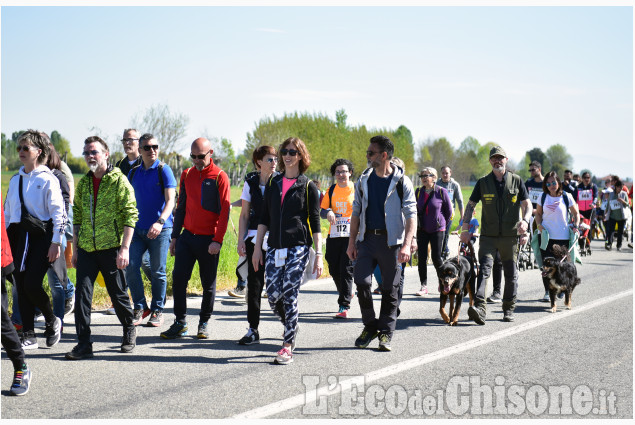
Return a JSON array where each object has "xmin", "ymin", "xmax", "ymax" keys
[{"xmin": 460, "ymin": 146, "xmax": 531, "ymax": 323}]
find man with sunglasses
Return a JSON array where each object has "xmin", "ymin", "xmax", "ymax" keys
[
  {"xmin": 125, "ymin": 134, "xmax": 177, "ymax": 328},
  {"xmin": 161, "ymin": 137, "xmax": 230, "ymax": 340},
  {"xmin": 115, "ymin": 129, "xmax": 143, "ymax": 179},
  {"xmin": 460, "ymin": 146, "xmax": 531, "ymax": 324}
]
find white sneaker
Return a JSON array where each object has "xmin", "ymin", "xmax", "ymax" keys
[
  {"xmin": 275, "ymin": 347, "xmax": 293, "ymax": 365},
  {"xmin": 106, "ymin": 305, "xmax": 116, "ymax": 315}
]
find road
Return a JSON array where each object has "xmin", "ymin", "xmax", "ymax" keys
[{"xmin": 1, "ymin": 238, "xmax": 632, "ymax": 419}]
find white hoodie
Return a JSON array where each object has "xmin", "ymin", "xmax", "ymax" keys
[{"xmin": 4, "ymin": 165, "xmax": 67, "ymax": 244}]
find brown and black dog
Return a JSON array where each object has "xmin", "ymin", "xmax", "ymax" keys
[
  {"xmin": 541, "ymin": 245, "xmax": 581, "ymax": 313},
  {"xmin": 438, "ymin": 244, "xmax": 476, "ymax": 326}
]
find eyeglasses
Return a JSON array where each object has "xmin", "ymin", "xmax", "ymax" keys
[
  {"xmin": 545, "ymin": 182, "xmax": 557, "ymax": 187},
  {"xmin": 528, "ymin": 169, "xmax": 537, "ymax": 172},
  {"xmin": 142, "ymin": 145, "xmax": 159, "ymax": 151},
  {"xmin": 121, "ymin": 138, "xmax": 139, "ymax": 144},
  {"xmin": 190, "ymin": 152, "xmax": 210, "ymax": 160},
  {"xmin": 83, "ymin": 150, "xmax": 100, "ymax": 157},
  {"xmin": 419, "ymin": 174, "xmax": 435, "ymax": 178},
  {"xmin": 334, "ymin": 170, "xmax": 350, "ymax": 175},
  {"xmin": 366, "ymin": 150, "xmax": 381, "ymax": 157},
  {"xmin": 16, "ymin": 145, "xmax": 35, "ymax": 152},
  {"xmin": 264, "ymin": 157, "xmax": 277, "ymax": 163},
  {"xmin": 280, "ymin": 149, "xmax": 298, "ymax": 156}
]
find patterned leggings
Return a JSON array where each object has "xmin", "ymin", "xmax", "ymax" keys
[{"xmin": 265, "ymin": 245, "xmax": 310, "ymax": 344}]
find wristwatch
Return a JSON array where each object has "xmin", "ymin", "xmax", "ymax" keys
[{"xmin": 157, "ymin": 218, "xmax": 166, "ymax": 225}]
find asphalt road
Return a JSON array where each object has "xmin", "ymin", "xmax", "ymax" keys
[{"xmin": 2, "ymin": 238, "xmax": 632, "ymax": 419}]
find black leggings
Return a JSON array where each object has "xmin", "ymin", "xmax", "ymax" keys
[{"xmin": 416, "ymin": 229, "xmax": 444, "ymax": 287}]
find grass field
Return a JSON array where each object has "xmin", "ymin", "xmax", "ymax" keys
[{"xmin": 1, "ymin": 170, "xmax": 478, "ymax": 310}]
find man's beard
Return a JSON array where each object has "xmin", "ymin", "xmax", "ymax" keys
[
  {"xmin": 88, "ymin": 162, "xmax": 98, "ymax": 173},
  {"xmin": 493, "ymin": 165, "xmax": 505, "ymax": 173}
]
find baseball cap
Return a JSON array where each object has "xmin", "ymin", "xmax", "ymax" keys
[{"xmin": 489, "ymin": 146, "xmax": 507, "ymax": 158}]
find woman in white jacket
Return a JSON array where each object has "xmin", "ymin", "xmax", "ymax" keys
[{"xmin": 4, "ymin": 130, "xmax": 67, "ymax": 350}]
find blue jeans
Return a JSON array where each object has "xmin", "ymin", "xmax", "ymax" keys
[{"xmin": 126, "ymin": 227, "xmax": 171, "ymax": 311}]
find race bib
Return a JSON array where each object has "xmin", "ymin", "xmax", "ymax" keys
[
  {"xmin": 330, "ymin": 217, "xmax": 351, "ymax": 238},
  {"xmin": 447, "ymin": 189, "xmax": 454, "ymax": 200},
  {"xmin": 610, "ymin": 199, "xmax": 622, "ymax": 210},
  {"xmin": 601, "ymin": 200, "xmax": 608, "ymax": 211},
  {"xmin": 529, "ymin": 188, "xmax": 542, "ymax": 204},
  {"xmin": 578, "ymin": 190, "xmax": 592, "ymax": 201}
]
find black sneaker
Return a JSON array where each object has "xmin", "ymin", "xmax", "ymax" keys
[
  {"xmin": 146, "ymin": 310, "xmax": 164, "ymax": 327},
  {"xmin": 121, "ymin": 327, "xmax": 136, "ymax": 353},
  {"xmin": 487, "ymin": 293, "xmax": 502, "ymax": 303},
  {"xmin": 197, "ymin": 322, "xmax": 209, "ymax": 339},
  {"xmin": 468, "ymin": 305, "xmax": 486, "ymax": 325},
  {"xmin": 65, "ymin": 343, "xmax": 94, "ymax": 360},
  {"xmin": 9, "ymin": 364, "xmax": 31, "ymax": 396},
  {"xmin": 132, "ymin": 308, "xmax": 151, "ymax": 326},
  {"xmin": 160, "ymin": 320, "xmax": 188, "ymax": 339},
  {"xmin": 605, "ymin": 242, "xmax": 612, "ymax": 251},
  {"xmin": 44, "ymin": 317, "xmax": 62, "ymax": 347},
  {"xmin": 503, "ymin": 310, "xmax": 515, "ymax": 322},
  {"xmin": 355, "ymin": 327, "xmax": 379, "ymax": 348},
  {"xmin": 378, "ymin": 333, "xmax": 392, "ymax": 351},
  {"xmin": 238, "ymin": 328, "xmax": 260, "ymax": 345},
  {"xmin": 20, "ymin": 331, "xmax": 38, "ymax": 350},
  {"xmin": 64, "ymin": 296, "xmax": 75, "ymax": 316}
]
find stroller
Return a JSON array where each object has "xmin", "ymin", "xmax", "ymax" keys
[
  {"xmin": 578, "ymin": 216, "xmax": 592, "ymax": 256},
  {"xmin": 517, "ymin": 228, "xmax": 536, "ymax": 271}
]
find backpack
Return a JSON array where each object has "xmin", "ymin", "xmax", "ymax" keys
[
  {"xmin": 129, "ymin": 161, "xmax": 165, "ymax": 193},
  {"xmin": 359, "ymin": 167, "xmax": 404, "ymax": 205}
]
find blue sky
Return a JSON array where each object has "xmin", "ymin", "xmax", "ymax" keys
[{"xmin": 1, "ymin": 5, "xmax": 632, "ymax": 178}]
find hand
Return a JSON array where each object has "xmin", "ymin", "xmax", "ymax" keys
[
  {"xmin": 517, "ymin": 220, "xmax": 529, "ymax": 235},
  {"xmin": 146, "ymin": 222, "xmax": 163, "ymax": 239},
  {"xmin": 460, "ymin": 231, "xmax": 471, "ymax": 245},
  {"xmin": 346, "ymin": 243, "xmax": 357, "ymax": 261},
  {"xmin": 410, "ymin": 238, "xmax": 418, "ymax": 254},
  {"xmin": 237, "ymin": 239, "xmax": 246, "ymax": 257},
  {"xmin": 327, "ymin": 211, "xmax": 337, "ymax": 226},
  {"xmin": 313, "ymin": 254, "xmax": 323, "ymax": 278},
  {"xmin": 252, "ymin": 247, "xmax": 263, "ymax": 272},
  {"xmin": 537, "ymin": 224, "xmax": 545, "ymax": 232},
  {"xmin": 117, "ymin": 246, "xmax": 129, "ymax": 269},
  {"xmin": 208, "ymin": 241, "xmax": 221, "ymax": 255},
  {"xmin": 398, "ymin": 243, "xmax": 411, "ymax": 263},
  {"xmin": 519, "ymin": 233, "xmax": 529, "ymax": 246},
  {"xmin": 48, "ymin": 243, "xmax": 61, "ymax": 263},
  {"xmin": 169, "ymin": 238, "xmax": 177, "ymax": 256}
]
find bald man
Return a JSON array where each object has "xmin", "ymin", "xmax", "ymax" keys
[{"xmin": 160, "ymin": 138, "xmax": 231, "ymax": 340}]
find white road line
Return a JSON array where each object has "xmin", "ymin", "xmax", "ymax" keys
[{"xmin": 233, "ymin": 289, "xmax": 633, "ymax": 419}]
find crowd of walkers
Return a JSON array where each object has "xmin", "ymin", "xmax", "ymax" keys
[{"xmin": 1, "ymin": 129, "xmax": 631, "ymax": 395}]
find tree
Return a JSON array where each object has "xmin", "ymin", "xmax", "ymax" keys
[
  {"xmin": 50, "ymin": 130, "xmax": 72, "ymax": 156},
  {"xmin": 335, "ymin": 109, "xmax": 348, "ymax": 131},
  {"xmin": 526, "ymin": 147, "xmax": 547, "ymax": 169},
  {"xmin": 131, "ymin": 104, "xmax": 189, "ymax": 153},
  {"xmin": 544, "ymin": 144, "xmax": 573, "ymax": 176},
  {"xmin": 417, "ymin": 137, "xmax": 454, "ymax": 172},
  {"xmin": 454, "ymin": 136, "xmax": 481, "ymax": 183}
]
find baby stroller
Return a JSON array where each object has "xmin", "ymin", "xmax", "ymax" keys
[{"xmin": 578, "ymin": 216, "xmax": 592, "ymax": 256}]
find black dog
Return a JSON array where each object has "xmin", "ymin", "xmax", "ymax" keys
[
  {"xmin": 438, "ymin": 249, "xmax": 476, "ymax": 326},
  {"xmin": 541, "ymin": 245, "xmax": 581, "ymax": 313}
]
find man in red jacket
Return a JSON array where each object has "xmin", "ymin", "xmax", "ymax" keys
[
  {"xmin": 2, "ymin": 195, "xmax": 32, "ymax": 395},
  {"xmin": 161, "ymin": 137, "xmax": 230, "ymax": 340}
]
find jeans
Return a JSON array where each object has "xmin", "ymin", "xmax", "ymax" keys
[
  {"xmin": 126, "ymin": 227, "xmax": 171, "ymax": 311},
  {"xmin": 48, "ymin": 235, "xmax": 75, "ymax": 322}
]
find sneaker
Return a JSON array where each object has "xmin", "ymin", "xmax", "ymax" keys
[
  {"xmin": 605, "ymin": 243, "xmax": 612, "ymax": 251},
  {"xmin": 132, "ymin": 308, "xmax": 151, "ymax": 326},
  {"xmin": 541, "ymin": 291, "xmax": 551, "ymax": 302},
  {"xmin": 261, "ymin": 289, "xmax": 268, "ymax": 298},
  {"xmin": 228, "ymin": 286, "xmax": 246, "ymax": 298},
  {"xmin": 355, "ymin": 327, "xmax": 379, "ymax": 348},
  {"xmin": 65, "ymin": 343, "xmax": 94, "ymax": 360},
  {"xmin": 274, "ymin": 347, "xmax": 293, "ymax": 365},
  {"xmin": 557, "ymin": 292, "xmax": 565, "ymax": 300},
  {"xmin": 502, "ymin": 310, "xmax": 515, "ymax": 322},
  {"xmin": 415, "ymin": 286, "xmax": 429, "ymax": 297},
  {"xmin": 335, "ymin": 306, "xmax": 349, "ymax": 319},
  {"xmin": 34, "ymin": 312, "xmax": 44, "ymax": 323},
  {"xmin": 160, "ymin": 320, "xmax": 188, "ymax": 339},
  {"xmin": 487, "ymin": 293, "xmax": 502, "ymax": 303},
  {"xmin": 197, "ymin": 322, "xmax": 209, "ymax": 339},
  {"xmin": 106, "ymin": 305, "xmax": 116, "ymax": 315},
  {"xmin": 238, "ymin": 328, "xmax": 260, "ymax": 345},
  {"xmin": 121, "ymin": 327, "xmax": 136, "ymax": 353},
  {"xmin": 64, "ymin": 296, "xmax": 75, "ymax": 316},
  {"xmin": 467, "ymin": 305, "xmax": 486, "ymax": 325},
  {"xmin": 617, "ymin": 246, "xmax": 622, "ymax": 252},
  {"xmin": 378, "ymin": 333, "xmax": 392, "ymax": 351},
  {"xmin": 146, "ymin": 310, "xmax": 164, "ymax": 327},
  {"xmin": 9, "ymin": 364, "xmax": 31, "ymax": 396},
  {"xmin": 373, "ymin": 287, "xmax": 382, "ymax": 295},
  {"xmin": 44, "ymin": 317, "xmax": 62, "ymax": 347},
  {"xmin": 20, "ymin": 331, "xmax": 38, "ymax": 350}
]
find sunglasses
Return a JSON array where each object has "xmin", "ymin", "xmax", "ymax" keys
[
  {"xmin": 142, "ymin": 145, "xmax": 159, "ymax": 151},
  {"xmin": 545, "ymin": 182, "xmax": 557, "ymax": 187},
  {"xmin": 190, "ymin": 152, "xmax": 209, "ymax": 159},
  {"xmin": 264, "ymin": 157, "xmax": 277, "ymax": 163},
  {"xmin": 121, "ymin": 138, "xmax": 139, "ymax": 144},
  {"xmin": 16, "ymin": 145, "xmax": 35, "ymax": 152},
  {"xmin": 83, "ymin": 150, "xmax": 100, "ymax": 157},
  {"xmin": 366, "ymin": 150, "xmax": 381, "ymax": 156},
  {"xmin": 280, "ymin": 149, "xmax": 298, "ymax": 156},
  {"xmin": 419, "ymin": 174, "xmax": 435, "ymax": 178},
  {"xmin": 528, "ymin": 169, "xmax": 537, "ymax": 172}
]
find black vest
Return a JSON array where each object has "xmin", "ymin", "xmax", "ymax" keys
[{"xmin": 246, "ymin": 171, "xmax": 266, "ymax": 231}]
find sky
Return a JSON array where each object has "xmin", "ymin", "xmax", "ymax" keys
[{"xmin": 1, "ymin": 3, "xmax": 633, "ymax": 179}]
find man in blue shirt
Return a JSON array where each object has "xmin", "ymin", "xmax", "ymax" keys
[{"xmin": 126, "ymin": 133, "xmax": 177, "ymax": 327}]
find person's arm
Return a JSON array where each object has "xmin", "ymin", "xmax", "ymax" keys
[
  {"xmin": 347, "ymin": 216, "xmax": 360, "ymax": 261},
  {"xmin": 117, "ymin": 225, "xmax": 134, "ymax": 269},
  {"xmin": 398, "ymin": 216, "xmax": 417, "ymax": 263},
  {"xmin": 252, "ymin": 224, "xmax": 268, "ymax": 272},
  {"xmin": 170, "ymin": 169, "xmax": 187, "ymax": 256},
  {"xmin": 307, "ymin": 181, "xmax": 323, "ymax": 277},
  {"xmin": 454, "ymin": 182, "xmax": 464, "ymax": 221},
  {"xmin": 535, "ymin": 204, "xmax": 545, "ymax": 231},
  {"xmin": 237, "ymin": 199, "xmax": 251, "ymax": 257},
  {"xmin": 147, "ymin": 187, "xmax": 176, "ymax": 239}
]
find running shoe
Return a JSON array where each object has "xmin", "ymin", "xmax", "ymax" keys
[
  {"xmin": 44, "ymin": 317, "xmax": 62, "ymax": 347},
  {"xmin": 65, "ymin": 343, "xmax": 94, "ymax": 360},
  {"xmin": 487, "ymin": 293, "xmax": 502, "ymax": 303},
  {"xmin": 275, "ymin": 347, "xmax": 293, "ymax": 365},
  {"xmin": 197, "ymin": 322, "xmax": 209, "ymax": 339},
  {"xmin": 415, "ymin": 286, "xmax": 429, "ymax": 297},
  {"xmin": 20, "ymin": 331, "xmax": 38, "ymax": 350},
  {"xmin": 335, "ymin": 306, "xmax": 349, "ymax": 319},
  {"xmin": 541, "ymin": 291, "xmax": 551, "ymax": 302},
  {"xmin": 355, "ymin": 327, "xmax": 379, "ymax": 349},
  {"xmin": 9, "ymin": 364, "xmax": 31, "ymax": 396},
  {"xmin": 147, "ymin": 310, "xmax": 164, "ymax": 327},
  {"xmin": 238, "ymin": 328, "xmax": 260, "ymax": 345},
  {"xmin": 121, "ymin": 327, "xmax": 136, "ymax": 353},
  {"xmin": 378, "ymin": 332, "xmax": 392, "ymax": 352},
  {"xmin": 132, "ymin": 308, "xmax": 151, "ymax": 326},
  {"xmin": 228, "ymin": 286, "xmax": 246, "ymax": 298},
  {"xmin": 64, "ymin": 296, "xmax": 75, "ymax": 316},
  {"xmin": 106, "ymin": 305, "xmax": 116, "ymax": 315},
  {"xmin": 160, "ymin": 320, "xmax": 188, "ymax": 339}
]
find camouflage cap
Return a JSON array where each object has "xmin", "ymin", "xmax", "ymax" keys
[{"xmin": 489, "ymin": 146, "xmax": 507, "ymax": 158}]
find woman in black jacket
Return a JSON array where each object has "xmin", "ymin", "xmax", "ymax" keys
[{"xmin": 252, "ymin": 137, "xmax": 322, "ymax": 365}]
